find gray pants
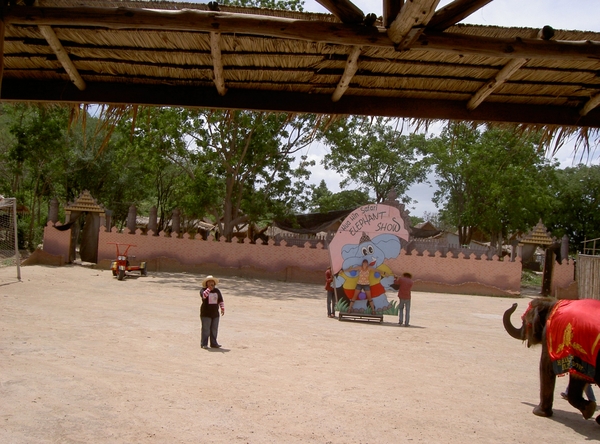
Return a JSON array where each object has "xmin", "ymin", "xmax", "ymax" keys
[
  {"xmin": 201, "ymin": 316, "xmax": 220, "ymax": 347},
  {"xmin": 398, "ymin": 299, "xmax": 411, "ymax": 325},
  {"xmin": 327, "ymin": 290, "xmax": 336, "ymax": 316}
]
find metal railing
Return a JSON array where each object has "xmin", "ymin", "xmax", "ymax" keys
[{"xmin": 582, "ymin": 237, "xmax": 600, "ymax": 255}]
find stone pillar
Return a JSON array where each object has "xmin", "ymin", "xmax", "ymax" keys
[
  {"xmin": 48, "ymin": 197, "xmax": 59, "ymax": 225},
  {"xmin": 561, "ymin": 235, "xmax": 569, "ymax": 262},
  {"xmin": 510, "ymin": 239, "xmax": 519, "ymax": 262},
  {"xmin": 172, "ymin": 208, "xmax": 180, "ymax": 238},
  {"xmin": 127, "ymin": 205, "xmax": 137, "ymax": 234},
  {"xmin": 104, "ymin": 210, "xmax": 112, "ymax": 232},
  {"xmin": 148, "ymin": 206, "xmax": 158, "ymax": 235}
]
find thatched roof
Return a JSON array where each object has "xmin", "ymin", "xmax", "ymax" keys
[{"xmin": 2, "ymin": 0, "xmax": 600, "ymax": 129}]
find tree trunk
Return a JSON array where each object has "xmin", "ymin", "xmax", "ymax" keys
[{"xmin": 457, "ymin": 225, "xmax": 473, "ymax": 246}]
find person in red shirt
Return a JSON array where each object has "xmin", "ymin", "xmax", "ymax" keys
[
  {"xmin": 394, "ymin": 272, "xmax": 413, "ymax": 326},
  {"xmin": 325, "ymin": 266, "xmax": 336, "ymax": 318}
]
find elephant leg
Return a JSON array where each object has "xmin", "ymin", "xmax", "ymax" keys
[
  {"xmin": 534, "ymin": 342, "xmax": 555, "ymax": 417},
  {"xmin": 567, "ymin": 378, "xmax": 597, "ymax": 420}
]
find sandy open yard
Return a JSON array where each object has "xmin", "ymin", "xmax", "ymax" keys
[{"xmin": 1, "ymin": 264, "xmax": 599, "ymax": 443}]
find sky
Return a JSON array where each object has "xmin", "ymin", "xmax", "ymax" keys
[{"xmin": 297, "ymin": 0, "xmax": 600, "ymax": 218}]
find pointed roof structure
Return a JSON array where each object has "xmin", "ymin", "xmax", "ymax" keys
[
  {"xmin": 519, "ymin": 219, "xmax": 554, "ymax": 246},
  {"xmin": 64, "ymin": 190, "xmax": 105, "ymax": 216}
]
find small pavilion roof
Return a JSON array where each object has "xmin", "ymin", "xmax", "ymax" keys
[{"xmin": 519, "ymin": 219, "xmax": 554, "ymax": 246}]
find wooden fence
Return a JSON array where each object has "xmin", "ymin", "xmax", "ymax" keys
[{"xmin": 577, "ymin": 254, "xmax": 600, "ymax": 300}]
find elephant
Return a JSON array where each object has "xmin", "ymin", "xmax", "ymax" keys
[{"xmin": 503, "ymin": 297, "xmax": 600, "ymax": 424}]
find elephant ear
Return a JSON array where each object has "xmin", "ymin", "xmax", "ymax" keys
[
  {"xmin": 531, "ymin": 310, "xmax": 543, "ymax": 343},
  {"xmin": 529, "ymin": 299, "xmax": 554, "ymax": 345}
]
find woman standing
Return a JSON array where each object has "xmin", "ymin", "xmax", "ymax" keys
[{"xmin": 200, "ymin": 275, "xmax": 225, "ymax": 349}]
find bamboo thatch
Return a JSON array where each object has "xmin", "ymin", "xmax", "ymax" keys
[{"xmin": 2, "ymin": 0, "xmax": 600, "ymax": 144}]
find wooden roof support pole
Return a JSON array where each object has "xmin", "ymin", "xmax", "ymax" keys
[
  {"xmin": 580, "ymin": 93, "xmax": 600, "ymax": 117},
  {"xmin": 0, "ymin": 19, "xmax": 4, "ymax": 98},
  {"xmin": 427, "ymin": 0, "xmax": 493, "ymax": 31},
  {"xmin": 316, "ymin": 0, "xmax": 364, "ymax": 24},
  {"xmin": 38, "ymin": 25, "xmax": 86, "ymax": 90},
  {"xmin": 467, "ymin": 58, "xmax": 526, "ymax": 111},
  {"xmin": 210, "ymin": 32, "xmax": 227, "ymax": 96},
  {"xmin": 388, "ymin": 0, "xmax": 440, "ymax": 49},
  {"xmin": 467, "ymin": 28, "xmax": 553, "ymax": 111},
  {"xmin": 383, "ymin": 0, "xmax": 403, "ymax": 29},
  {"xmin": 332, "ymin": 45, "xmax": 362, "ymax": 102}
]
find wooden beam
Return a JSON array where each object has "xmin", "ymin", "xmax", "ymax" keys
[
  {"xmin": 467, "ymin": 26, "xmax": 554, "ymax": 110},
  {"xmin": 5, "ymin": 6, "xmax": 600, "ymax": 60},
  {"xmin": 580, "ymin": 92, "xmax": 600, "ymax": 116},
  {"xmin": 388, "ymin": 0, "xmax": 440, "ymax": 48},
  {"xmin": 6, "ymin": 6, "xmax": 387, "ymax": 47},
  {"xmin": 38, "ymin": 25, "xmax": 86, "ymax": 90},
  {"xmin": 467, "ymin": 58, "xmax": 526, "ymax": 110},
  {"xmin": 419, "ymin": 31, "xmax": 600, "ymax": 61},
  {"xmin": 316, "ymin": 0, "xmax": 364, "ymax": 24},
  {"xmin": 209, "ymin": 32, "xmax": 227, "ymax": 96},
  {"xmin": 466, "ymin": 28, "xmax": 555, "ymax": 111},
  {"xmin": 427, "ymin": 0, "xmax": 493, "ymax": 31},
  {"xmin": 331, "ymin": 46, "xmax": 362, "ymax": 102},
  {"xmin": 0, "ymin": 19, "xmax": 4, "ymax": 98},
  {"xmin": 383, "ymin": 0, "xmax": 403, "ymax": 29},
  {"xmin": 3, "ymin": 79, "xmax": 600, "ymax": 128}
]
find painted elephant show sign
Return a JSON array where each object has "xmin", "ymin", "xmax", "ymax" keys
[{"xmin": 329, "ymin": 204, "xmax": 409, "ymax": 315}]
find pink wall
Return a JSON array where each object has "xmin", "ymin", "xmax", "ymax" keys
[
  {"xmin": 42, "ymin": 222, "xmax": 71, "ymax": 263},
  {"xmin": 42, "ymin": 223, "xmax": 574, "ymax": 297},
  {"xmin": 551, "ymin": 259, "xmax": 577, "ymax": 299},
  {"xmin": 385, "ymin": 250, "xmax": 523, "ymax": 296}
]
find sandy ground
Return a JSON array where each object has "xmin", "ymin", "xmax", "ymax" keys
[{"xmin": 1, "ymin": 265, "xmax": 600, "ymax": 444}]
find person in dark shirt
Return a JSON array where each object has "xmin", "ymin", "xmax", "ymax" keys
[
  {"xmin": 325, "ymin": 266, "xmax": 336, "ymax": 318},
  {"xmin": 200, "ymin": 275, "xmax": 225, "ymax": 349}
]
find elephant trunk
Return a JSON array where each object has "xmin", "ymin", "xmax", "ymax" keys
[{"xmin": 503, "ymin": 303, "xmax": 524, "ymax": 340}]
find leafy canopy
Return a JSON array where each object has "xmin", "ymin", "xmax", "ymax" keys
[{"xmin": 319, "ymin": 116, "xmax": 429, "ymax": 204}]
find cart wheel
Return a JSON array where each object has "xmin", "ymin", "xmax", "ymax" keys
[
  {"xmin": 111, "ymin": 261, "xmax": 117, "ymax": 276},
  {"xmin": 141, "ymin": 263, "xmax": 147, "ymax": 276},
  {"xmin": 118, "ymin": 268, "xmax": 125, "ymax": 281}
]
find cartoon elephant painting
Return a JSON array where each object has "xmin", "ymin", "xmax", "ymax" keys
[
  {"xmin": 503, "ymin": 297, "xmax": 600, "ymax": 424},
  {"xmin": 334, "ymin": 232, "xmax": 401, "ymax": 312}
]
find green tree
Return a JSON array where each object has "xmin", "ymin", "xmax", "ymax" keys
[
  {"xmin": 156, "ymin": 109, "xmax": 317, "ymax": 240},
  {"xmin": 319, "ymin": 116, "xmax": 429, "ymax": 204},
  {"xmin": 304, "ymin": 180, "xmax": 370, "ymax": 213},
  {"xmin": 5, "ymin": 105, "xmax": 72, "ymax": 247},
  {"xmin": 221, "ymin": 0, "xmax": 304, "ymax": 11},
  {"xmin": 115, "ymin": 107, "xmax": 201, "ymax": 232},
  {"xmin": 545, "ymin": 164, "xmax": 600, "ymax": 254},
  {"xmin": 427, "ymin": 122, "xmax": 557, "ymax": 250}
]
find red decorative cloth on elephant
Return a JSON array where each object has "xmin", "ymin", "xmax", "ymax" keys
[{"xmin": 545, "ymin": 299, "xmax": 600, "ymax": 382}]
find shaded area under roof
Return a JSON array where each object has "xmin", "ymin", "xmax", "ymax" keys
[
  {"xmin": 1, "ymin": 0, "xmax": 600, "ymax": 130},
  {"xmin": 273, "ymin": 209, "xmax": 353, "ymax": 234}
]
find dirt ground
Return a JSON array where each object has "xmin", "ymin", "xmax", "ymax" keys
[{"xmin": 1, "ymin": 265, "xmax": 600, "ymax": 443}]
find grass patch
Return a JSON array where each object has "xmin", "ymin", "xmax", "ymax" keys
[{"xmin": 521, "ymin": 269, "xmax": 542, "ymax": 287}]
